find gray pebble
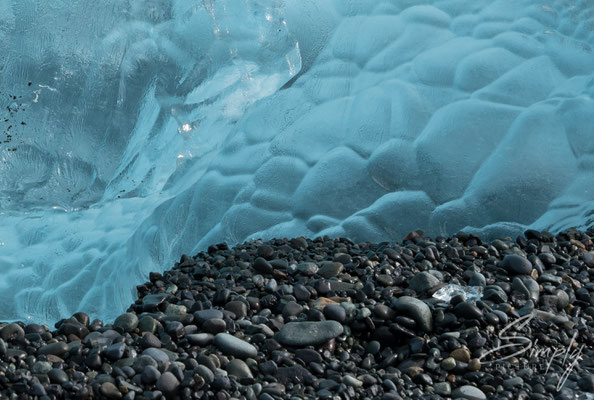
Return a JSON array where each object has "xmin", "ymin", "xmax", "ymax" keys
[{"xmin": 214, "ymin": 333, "xmax": 258, "ymax": 359}]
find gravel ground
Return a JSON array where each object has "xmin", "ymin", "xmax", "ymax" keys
[{"xmin": 2, "ymin": 228, "xmax": 594, "ymax": 400}]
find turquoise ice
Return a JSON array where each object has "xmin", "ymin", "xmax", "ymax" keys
[{"xmin": 1, "ymin": 0, "xmax": 593, "ymax": 323}]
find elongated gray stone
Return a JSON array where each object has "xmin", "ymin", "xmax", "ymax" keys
[
  {"xmin": 275, "ymin": 321, "xmax": 343, "ymax": 346},
  {"xmin": 214, "ymin": 333, "xmax": 258, "ymax": 359}
]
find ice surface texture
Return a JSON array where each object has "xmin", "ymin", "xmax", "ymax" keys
[{"xmin": 1, "ymin": 0, "xmax": 594, "ymax": 323}]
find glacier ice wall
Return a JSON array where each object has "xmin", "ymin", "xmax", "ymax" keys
[{"xmin": 1, "ymin": 0, "xmax": 594, "ymax": 323}]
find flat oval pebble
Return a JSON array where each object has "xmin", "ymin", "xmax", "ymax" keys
[
  {"xmin": 214, "ymin": 333, "xmax": 258, "ymax": 359},
  {"xmin": 451, "ymin": 385, "xmax": 487, "ymax": 400},
  {"xmin": 276, "ymin": 321, "xmax": 344, "ymax": 346}
]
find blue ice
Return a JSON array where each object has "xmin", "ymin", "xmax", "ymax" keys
[{"xmin": 1, "ymin": 0, "xmax": 594, "ymax": 323}]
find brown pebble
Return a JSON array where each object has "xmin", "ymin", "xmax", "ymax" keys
[
  {"xmin": 468, "ymin": 358, "xmax": 481, "ymax": 371},
  {"xmin": 450, "ymin": 348, "xmax": 471, "ymax": 363}
]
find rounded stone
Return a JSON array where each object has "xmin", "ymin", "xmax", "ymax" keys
[
  {"xmin": 214, "ymin": 333, "xmax": 258, "ymax": 359},
  {"xmin": 113, "ymin": 313, "xmax": 139, "ymax": 333},
  {"xmin": 203, "ymin": 318, "xmax": 227, "ymax": 334},
  {"xmin": 225, "ymin": 301, "xmax": 248, "ymax": 319},
  {"xmin": 454, "ymin": 302, "xmax": 483, "ymax": 320},
  {"xmin": 99, "ymin": 382, "xmax": 122, "ymax": 399},
  {"xmin": 434, "ymin": 382, "xmax": 451, "ymax": 396},
  {"xmin": 156, "ymin": 371, "xmax": 180, "ymax": 395},
  {"xmin": 138, "ymin": 316, "xmax": 157, "ymax": 334},
  {"xmin": 468, "ymin": 272, "xmax": 486, "ymax": 286},
  {"xmin": 32, "ymin": 361, "xmax": 52, "ymax": 375},
  {"xmin": 468, "ymin": 358, "xmax": 481, "ymax": 371},
  {"xmin": 441, "ymin": 357, "xmax": 456, "ymax": 371},
  {"xmin": 408, "ymin": 271, "xmax": 440, "ymax": 293},
  {"xmin": 318, "ymin": 262, "xmax": 344, "ymax": 278},
  {"xmin": 500, "ymin": 255, "xmax": 532, "ymax": 275},
  {"xmin": 450, "ymin": 348, "xmax": 471, "ymax": 363},
  {"xmin": 323, "ymin": 304, "xmax": 346, "ymax": 323},
  {"xmin": 275, "ymin": 321, "xmax": 344, "ymax": 347},
  {"xmin": 226, "ymin": 359, "xmax": 253, "ymax": 380},
  {"xmin": 391, "ymin": 296, "xmax": 433, "ymax": 332},
  {"xmin": 142, "ymin": 365, "xmax": 161, "ymax": 384},
  {"xmin": 0, "ymin": 323, "xmax": 24, "ymax": 341},
  {"xmin": 48, "ymin": 368, "xmax": 69, "ymax": 384}
]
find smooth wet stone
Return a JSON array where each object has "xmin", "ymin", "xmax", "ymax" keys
[
  {"xmin": 113, "ymin": 313, "xmax": 138, "ymax": 332},
  {"xmin": 500, "ymin": 255, "xmax": 533, "ymax": 275},
  {"xmin": 323, "ymin": 304, "xmax": 346, "ymax": 323},
  {"xmin": 203, "ymin": 318, "xmax": 226, "ymax": 334},
  {"xmin": 32, "ymin": 361, "xmax": 52, "ymax": 375},
  {"xmin": 156, "ymin": 371, "xmax": 180, "ymax": 395},
  {"xmin": 318, "ymin": 262, "xmax": 343, "ymax": 278},
  {"xmin": 142, "ymin": 366, "xmax": 161, "ymax": 384},
  {"xmin": 451, "ymin": 385, "xmax": 487, "ymax": 400},
  {"xmin": 392, "ymin": 296, "xmax": 433, "ymax": 332},
  {"xmin": 441, "ymin": 357, "xmax": 456, "ymax": 371},
  {"xmin": 225, "ymin": 301, "xmax": 248, "ymax": 319},
  {"xmin": 142, "ymin": 348, "xmax": 170, "ymax": 367},
  {"xmin": 342, "ymin": 375, "xmax": 363, "ymax": 388},
  {"xmin": 253, "ymin": 257, "xmax": 274, "ymax": 274},
  {"xmin": 539, "ymin": 273, "xmax": 562, "ymax": 284},
  {"xmin": 0, "ymin": 323, "xmax": 24, "ymax": 341},
  {"xmin": 297, "ymin": 262, "xmax": 318, "ymax": 276},
  {"xmin": 138, "ymin": 316, "xmax": 157, "ymax": 334},
  {"xmin": 141, "ymin": 293, "xmax": 171, "ymax": 310},
  {"xmin": 295, "ymin": 348, "xmax": 323, "ymax": 364},
  {"xmin": 454, "ymin": 302, "xmax": 483, "ymax": 320},
  {"xmin": 186, "ymin": 333, "xmax": 214, "ymax": 346},
  {"xmin": 214, "ymin": 333, "xmax": 258, "ymax": 358},
  {"xmin": 434, "ymin": 382, "xmax": 451, "ymax": 396},
  {"xmin": 194, "ymin": 309, "xmax": 224, "ymax": 325},
  {"xmin": 468, "ymin": 272, "xmax": 486, "ymax": 286},
  {"xmin": 483, "ymin": 286, "xmax": 508, "ymax": 303},
  {"xmin": 164, "ymin": 304, "xmax": 187, "ymax": 317},
  {"xmin": 226, "ymin": 359, "xmax": 253, "ymax": 380},
  {"xmin": 105, "ymin": 341, "xmax": 126, "ymax": 361},
  {"xmin": 521, "ymin": 277, "xmax": 540, "ymax": 302},
  {"xmin": 38, "ymin": 342, "xmax": 69, "ymax": 356},
  {"xmin": 194, "ymin": 365, "xmax": 214, "ymax": 384},
  {"xmin": 468, "ymin": 358, "xmax": 481, "ymax": 371},
  {"xmin": 283, "ymin": 301, "xmax": 304, "ymax": 318},
  {"xmin": 48, "ymin": 368, "xmax": 69, "ymax": 384},
  {"xmin": 139, "ymin": 332, "xmax": 162, "ymax": 349},
  {"xmin": 408, "ymin": 272, "xmax": 440, "ymax": 293},
  {"xmin": 556, "ymin": 289, "xmax": 570, "ymax": 309},
  {"xmin": 276, "ymin": 321, "xmax": 344, "ymax": 346},
  {"xmin": 450, "ymin": 348, "xmax": 471, "ymax": 362},
  {"xmin": 99, "ymin": 382, "xmax": 122, "ymax": 399}
]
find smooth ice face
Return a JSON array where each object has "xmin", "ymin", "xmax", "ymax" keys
[{"xmin": 1, "ymin": 0, "xmax": 594, "ymax": 323}]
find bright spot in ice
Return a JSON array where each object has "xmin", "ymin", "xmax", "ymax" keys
[{"xmin": 181, "ymin": 123, "xmax": 192, "ymax": 132}]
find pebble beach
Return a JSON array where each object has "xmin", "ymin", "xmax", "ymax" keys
[{"xmin": 2, "ymin": 228, "xmax": 594, "ymax": 399}]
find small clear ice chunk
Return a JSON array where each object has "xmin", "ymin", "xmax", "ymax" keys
[{"xmin": 432, "ymin": 284, "xmax": 483, "ymax": 303}]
